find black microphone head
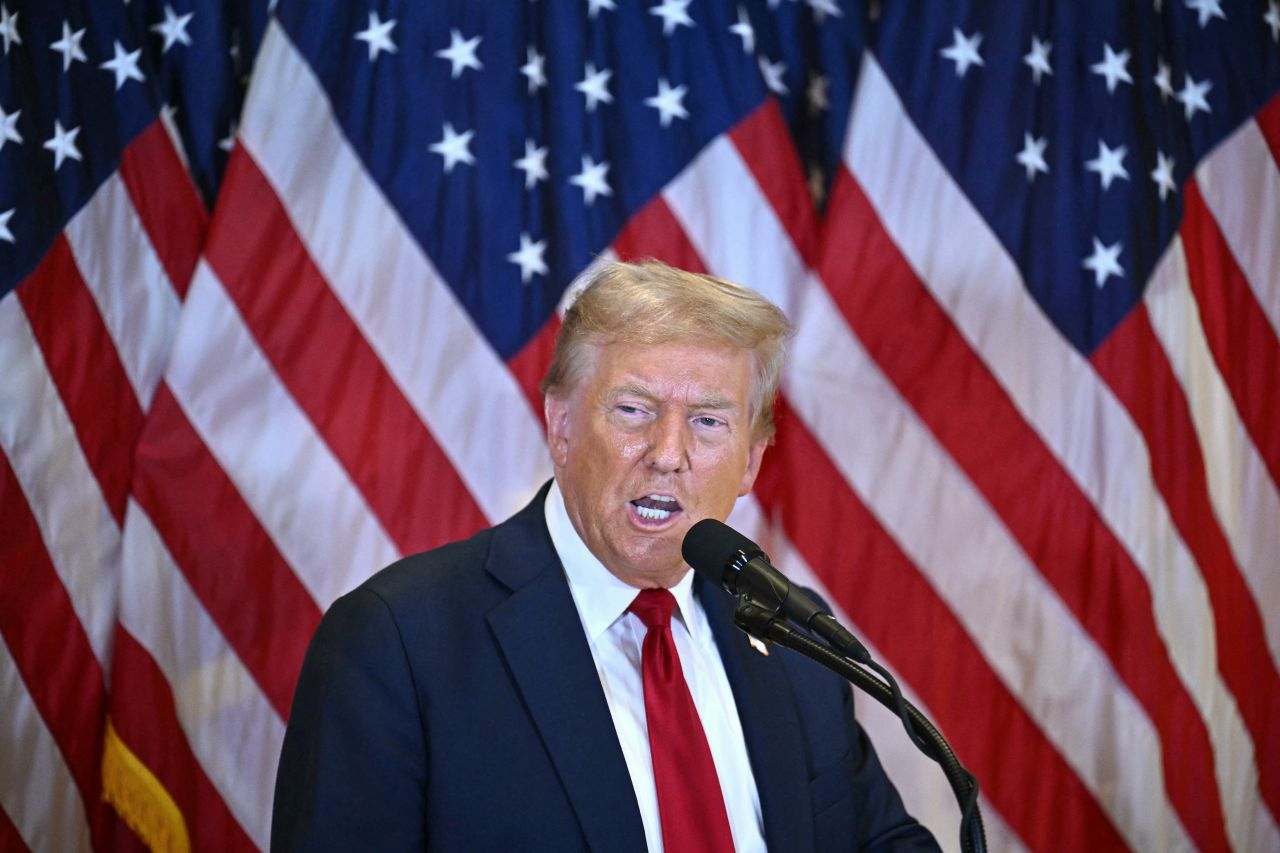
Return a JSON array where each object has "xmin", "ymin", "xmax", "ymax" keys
[{"xmin": 682, "ymin": 518, "xmax": 764, "ymax": 593}]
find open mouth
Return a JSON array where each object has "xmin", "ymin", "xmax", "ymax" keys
[{"xmin": 629, "ymin": 494, "xmax": 683, "ymax": 525}]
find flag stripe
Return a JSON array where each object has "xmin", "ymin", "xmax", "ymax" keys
[
  {"xmin": 239, "ymin": 23, "xmax": 552, "ymax": 526},
  {"xmin": 658, "ymin": 122, "xmax": 1189, "ymax": 851},
  {"xmin": 62, "ymin": 174, "xmax": 182, "ymax": 412},
  {"xmin": 109, "ymin": 630, "xmax": 258, "ymax": 853},
  {"xmin": 506, "ymin": 317, "xmax": 560, "ymax": 420},
  {"xmin": 1180, "ymin": 180, "xmax": 1280, "ymax": 501},
  {"xmin": 130, "ymin": 384, "xmax": 320, "ymax": 719},
  {"xmin": 117, "ymin": 500, "xmax": 284, "ymax": 849},
  {"xmin": 207, "ymin": 147, "xmax": 487, "ymax": 557},
  {"xmin": 844, "ymin": 53, "xmax": 1269, "ymax": 851},
  {"xmin": 14, "ymin": 240, "xmax": 142, "ymax": 527},
  {"xmin": 0, "ymin": 632, "xmax": 89, "ymax": 853},
  {"xmin": 753, "ymin": 400, "xmax": 1130, "ymax": 852},
  {"xmin": 1195, "ymin": 105, "xmax": 1280, "ymax": 349},
  {"xmin": 116, "ymin": 120, "xmax": 208, "ymax": 301},
  {"xmin": 164, "ymin": 260, "xmax": 399, "ymax": 611},
  {"xmin": 1259, "ymin": 94, "xmax": 1280, "ymax": 165},
  {"xmin": 819, "ymin": 165, "xmax": 1231, "ymax": 852},
  {"xmin": 0, "ymin": 798, "xmax": 31, "ymax": 853}
]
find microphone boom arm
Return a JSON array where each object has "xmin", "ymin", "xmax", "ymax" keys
[{"xmin": 733, "ymin": 597, "xmax": 987, "ymax": 853}]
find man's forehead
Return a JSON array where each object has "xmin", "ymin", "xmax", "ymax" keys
[{"xmin": 602, "ymin": 380, "xmax": 742, "ymax": 410}]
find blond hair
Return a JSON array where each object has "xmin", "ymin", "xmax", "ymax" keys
[{"xmin": 541, "ymin": 260, "xmax": 792, "ymax": 441}]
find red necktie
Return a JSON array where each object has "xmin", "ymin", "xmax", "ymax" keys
[{"xmin": 630, "ymin": 588, "xmax": 736, "ymax": 853}]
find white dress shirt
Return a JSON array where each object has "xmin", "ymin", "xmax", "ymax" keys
[{"xmin": 545, "ymin": 481, "xmax": 766, "ymax": 853}]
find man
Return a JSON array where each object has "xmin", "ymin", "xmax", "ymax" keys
[{"xmin": 272, "ymin": 260, "xmax": 937, "ymax": 851}]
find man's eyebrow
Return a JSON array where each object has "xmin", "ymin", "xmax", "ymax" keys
[{"xmin": 603, "ymin": 382, "xmax": 657, "ymax": 403}]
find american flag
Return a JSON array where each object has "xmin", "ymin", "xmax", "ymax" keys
[{"xmin": 2, "ymin": 0, "xmax": 1278, "ymax": 849}]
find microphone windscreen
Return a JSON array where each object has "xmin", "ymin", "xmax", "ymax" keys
[{"xmin": 681, "ymin": 518, "xmax": 760, "ymax": 583}]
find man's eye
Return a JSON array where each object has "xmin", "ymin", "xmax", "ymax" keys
[
  {"xmin": 617, "ymin": 404, "xmax": 643, "ymax": 415},
  {"xmin": 694, "ymin": 416, "xmax": 724, "ymax": 428}
]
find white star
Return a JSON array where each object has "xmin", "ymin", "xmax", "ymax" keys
[
  {"xmin": 650, "ymin": 0, "xmax": 694, "ymax": 35},
  {"xmin": 520, "ymin": 46, "xmax": 546, "ymax": 93},
  {"xmin": 1091, "ymin": 43, "xmax": 1132, "ymax": 94},
  {"xmin": 1185, "ymin": 0, "xmax": 1226, "ymax": 28},
  {"xmin": 1023, "ymin": 35, "xmax": 1052, "ymax": 85},
  {"xmin": 1015, "ymin": 133, "xmax": 1049, "ymax": 182},
  {"xmin": 569, "ymin": 155, "xmax": 612, "ymax": 205},
  {"xmin": 575, "ymin": 62, "xmax": 614, "ymax": 112},
  {"xmin": 939, "ymin": 27, "xmax": 984, "ymax": 78},
  {"xmin": 1151, "ymin": 150, "xmax": 1177, "ymax": 200},
  {"xmin": 513, "ymin": 139, "xmax": 549, "ymax": 189},
  {"xmin": 645, "ymin": 78, "xmax": 689, "ymax": 127},
  {"xmin": 354, "ymin": 11, "xmax": 396, "ymax": 62},
  {"xmin": 507, "ymin": 232, "xmax": 549, "ymax": 283},
  {"xmin": 43, "ymin": 120, "xmax": 82, "ymax": 171},
  {"xmin": 429, "ymin": 122, "xmax": 475, "ymax": 173},
  {"xmin": 1085, "ymin": 140, "xmax": 1129, "ymax": 190},
  {"xmin": 729, "ymin": 6, "xmax": 755, "ymax": 54},
  {"xmin": 219, "ymin": 120, "xmax": 236, "ymax": 153},
  {"xmin": 1082, "ymin": 237, "xmax": 1124, "ymax": 288},
  {"xmin": 807, "ymin": 0, "xmax": 843, "ymax": 20},
  {"xmin": 0, "ymin": 5, "xmax": 20, "ymax": 56},
  {"xmin": 1266, "ymin": 2, "xmax": 1280, "ymax": 42},
  {"xmin": 50, "ymin": 21, "xmax": 88, "ymax": 72},
  {"xmin": 100, "ymin": 41, "xmax": 145, "ymax": 90},
  {"xmin": 436, "ymin": 29, "xmax": 482, "ymax": 78},
  {"xmin": 1176, "ymin": 73, "xmax": 1212, "ymax": 120},
  {"xmin": 807, "ymin": 73, "xmax": 829, "ymax": 114},
  {"xmin": 151, "ymin": 5, "xmax": 193, "ymax": 54},
  {"xmin": 1153, "ymin": 60, "xmax": 1174, "ymax": 101},
  {"xmin": 758, "ymin": 56, "xmax": 788, "ymax": 95},
  {"xmin": 0, "ymin": 208, "xmax": 13, "ymax": 244},
  {"xmin": 0, "ymin": 103, "xmax": 21, "ymax": 152},
  {"xmin": 587, "ymin": 0, "xmax": 617, "ymax": 19}
]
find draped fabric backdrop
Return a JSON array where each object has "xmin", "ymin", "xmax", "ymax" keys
[{"xmin": 2, "ymin": 0, "xmax": 1278, "ymax": 850}]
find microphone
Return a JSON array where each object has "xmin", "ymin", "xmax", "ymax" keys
[{"xmin": 682, "ymin": 518, "xmax": 870, "ymax": 664}]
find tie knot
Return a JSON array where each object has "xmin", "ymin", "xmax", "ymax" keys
[{"xmin": 629, "ymin": 588, "xmax": 677, "ymax": 630}]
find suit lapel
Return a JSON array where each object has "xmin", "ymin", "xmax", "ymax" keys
[
  {"xmin": 700, "ymin": 577, "xmax": 817, "ymax": 853},
  {"xmin": 484, "ymin": 490, "xmax": 648, "ymax": 853}
]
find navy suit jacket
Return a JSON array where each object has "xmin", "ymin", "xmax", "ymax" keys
[{"xmin": 272, "ymin": 484, "xmax": 938, "ymax": 852}]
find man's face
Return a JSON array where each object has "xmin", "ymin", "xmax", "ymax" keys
[{"xmin": 545, "ymin": 339, "xmax": 768, "ymax": 589}]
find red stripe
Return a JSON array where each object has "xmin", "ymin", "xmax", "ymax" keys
[
  {"xmin": 728, "ymin": 101, "xmax": 821, "ymax": 268},
  {"xmin": 0, "ymin": 452, "xmax": 115, "ymax": 851},
  {"xmin": 613, "ymin": 194, "xmax": 710, "ymax": 272},
  {"xmin": 1093, "ymin": 304, "xmax": 1280, "ymax": 819},
  {"xmin": 131, "ymin": 384, "xmax": 321, "ymax": 718},
  {"xmin": 15, "ymin": 239, "xmax": 144, "ymax": 526},
  {"xmin": 816, "ymin": 167, "xmax": 1230, "ymax": 851},
  {"xmin": 1256, "ymin": 92, "xmax": 1280, "ymax": 170},
  {"xmin": 0, "ymin": 801, "xmax": 30, "ymax": 853},
  {"xmin": 204, "ymin": 147, "xmax": 488, "ymax": 554},
  {"xmin": 109, "ymin": 629, "xmax": 257, "ymax": 851},
  {"xmin": 117, "ymin": 119, "xmax": 208, "ymax": 299},
  {"xmin": 1181, "ymin": 179, "xmax": 1280, "ymax": 490},
  {"xmin": 507, "ymin": 315, "xmax": 559, "ymax": 419},
  {"xmin": 753, "ymin": 400, "xmax": 1126, "ymax": 851}
]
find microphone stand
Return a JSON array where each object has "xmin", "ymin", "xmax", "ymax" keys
[{"xmin": 733, "ymin": 598, "xmax": 987, "ymax": 853}]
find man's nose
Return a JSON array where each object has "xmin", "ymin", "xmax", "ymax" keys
[{"xmin": 645, "ymin": 412, "xmax": 689, "ymax": 473}]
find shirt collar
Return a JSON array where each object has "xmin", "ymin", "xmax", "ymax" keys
[{"xmin": 545, "ymin": 479, "xmax": 700, "ymax": 642}]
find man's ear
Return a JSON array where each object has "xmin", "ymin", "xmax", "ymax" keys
[{"xmin": 544, "ymin": 393, "xmax": 571, "ymax": 469}]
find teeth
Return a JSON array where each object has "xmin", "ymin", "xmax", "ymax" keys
[
  {"xmin": 647, "ymin": 494, "xmax": 676, "ymax": 502},
  {"xmin": 636, "ymin": 505, "xmax": 673, "ymax": 521}
]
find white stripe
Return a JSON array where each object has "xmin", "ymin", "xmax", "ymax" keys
[
  {"xmin": 118, "ymin": 500, "xmax": 283, "ymax": 851},
  {"xmin": 0, "ymin": 633, "xmax": 92, "ymax": 853},
  {"xmin": 0, "ymin": 294, "xmax": 117, "ymax": 665},
  {"xmin": 63, "ymin": 173, "xmax": 182, "ymax": 409},
  {"xmin": 664, "ymin": 137, "xmax": 1193, "ymax": 852},
  {"xmin": 239, "ymin": 23, "xmax": 552, "ymax": 523},
  {"xmin": 844, "ymin": 53, "xmax": 1275, "ymax": 851},
  {"xmin": 1195, "ymin": 118, "xmax": 1280, "ymax": 341},
  {"xmin": 1145, "ymin": 237, "xmax": 1280, "ymax": 673},
  {"xmin": 164, "ymin": 261, "xmax": 399, "ymax": 609}
]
